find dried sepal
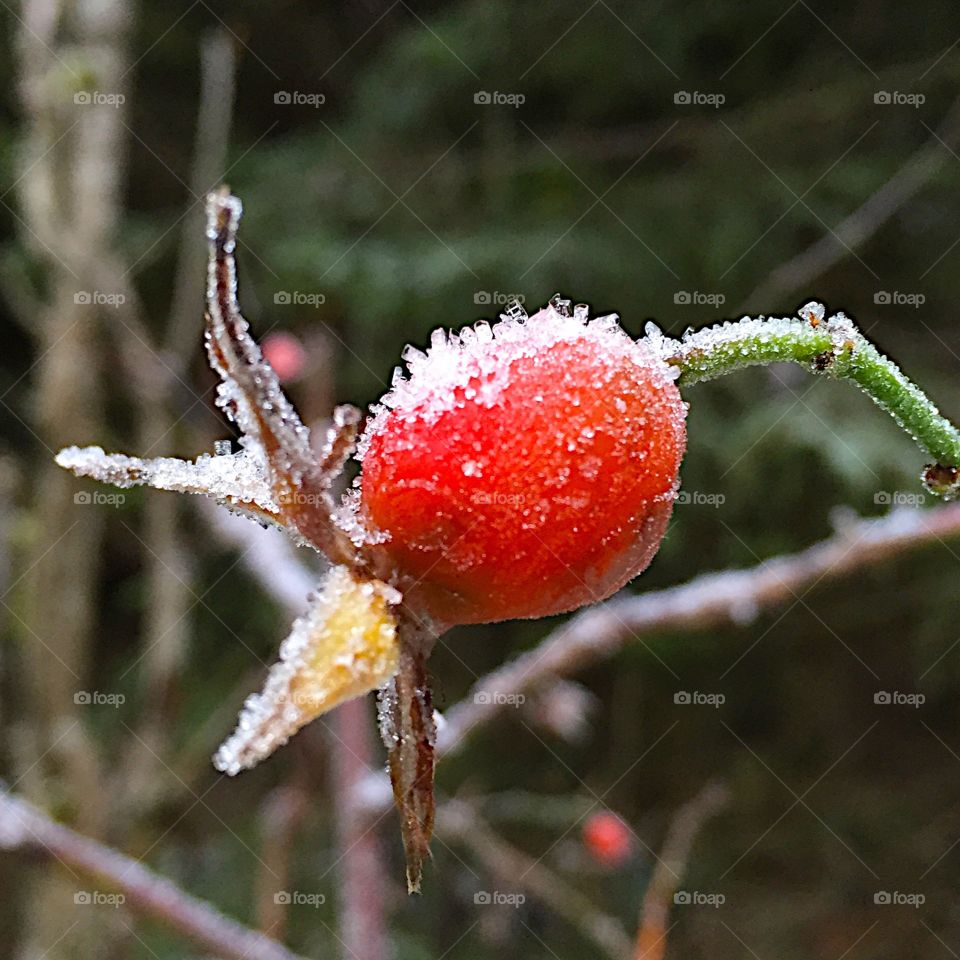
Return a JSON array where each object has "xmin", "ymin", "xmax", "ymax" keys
[
  {"xmin": 204, "ymin": 189, "xmax": 356, "ymax": 563},
  {"xmin": 378, "ymin": 630, "xmax": 437, "ymax": 893},
  {"xmin": 55, "ymin": 444, "xmax": 280, "ymax": 525},
  {"xmin": 213, "ymin": 565, "xmax": 401, "ymax": 776},
  {"xmin": 317, "ymin": 404, "xmax": 362, "ymax": 482}
]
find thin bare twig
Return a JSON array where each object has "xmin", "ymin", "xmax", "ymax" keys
[
  {"xmin": 742, "ymin": 94, "xmax": 960, "ymax": 310},
  {"xmin": 439, "ymin": 800, "xmax": 632, "ymax": 959},
  {"xmin": 0, "ymin": 789, "xmax": 313, "ymax": 960},
  {"xmin": 255, "ymin": 779, "xmax": 310, "ymax": 939},
  {"xmin": 329, "ymin": 698, "xmax": 391, "ymax": 960},
  {"xmin": 634, "ymin": 782, "xmax": 729, "ymax": 960}
]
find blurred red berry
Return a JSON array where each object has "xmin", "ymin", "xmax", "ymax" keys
[
  {"xmin": 583, "ymin": 810, "xmax": 632, "ymax": 867},
  {"xmin": 262, "ymin": 331, "xmax": 307, "ymax": 382},
  {"xmin": 357, "ymin": 302, "xmax": 686, "ymax": 627}
]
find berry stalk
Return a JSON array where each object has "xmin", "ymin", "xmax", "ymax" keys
[{"xmin": 664, "ymin": 302, "xmax": 960, "ymax": 497}]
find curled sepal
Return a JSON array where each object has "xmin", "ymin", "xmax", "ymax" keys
[
  {"xmin": 55, "ymin": 444, "xmax": 281, "ymax": 526},
  {"xmin": 204, "ymin": 189, "xmax": 357, "ymax": 563},
  {"xmin": 378, "ymin": 632, "xmax": 437, "ymax": 893},
  {"xmin": 213, "ymin": 565, "xmax": 401, "ymax": 776}
]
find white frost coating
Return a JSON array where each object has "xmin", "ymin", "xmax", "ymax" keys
[
  {"xmin": 55, "ymin": 444, "xmax": 277, "ymax": 512},
  {"xmin": 669, "ymin": 302, "xmax": 858, "ymax": 370},
  {"xmin": 356, "ymin": 296, "xmax": 679, "ymax": 461},
  {"xmin": 204, "ymin": 192, "xmax": 315, "ymax": 487},
  {"xmin": 213, "ymin": 565, "xmax": 401, "ymax": 776},
  {"xmin": 798, "ymin": 300, "xmax": 825, "ymax": 325},
  {"xmin": 376, "ymin": 678, "xmax": 399, "ymax": 748}
]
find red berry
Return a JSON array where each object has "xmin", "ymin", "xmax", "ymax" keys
[
  {"xmin": 262, "ymin": 331, "xmax": 307, "ymax": 382},
  {"xmin": 583, "ymin": 810, "xmax": 633, "ymax": 867},
  {"xmin": 357, "ymin": 303, "xmax": 686, "ymax": 627}
]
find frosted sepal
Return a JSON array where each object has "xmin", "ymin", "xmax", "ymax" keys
[
  {"xmin": 55, "ymin": 444, "xmax": 277, "ymax": 514},
  {"xmin": 212, "ymin": 565, "xmax": 401, "ymax": 776}
]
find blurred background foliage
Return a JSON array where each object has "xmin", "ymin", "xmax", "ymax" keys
[{"xmin": 2, "ymin": 1, "xmax": 960, "ymax": 958}]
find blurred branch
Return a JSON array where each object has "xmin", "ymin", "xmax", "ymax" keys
[
  {"xmin": 14, "ymin": 0, "xmax": 134, "ymax": 954},
  {"xmin": 203, "ymin": 502, "xmax": 320, "ymax": 616},
  {"xmin": 0, "ymin": 789, "xmax": 312, "ymax": 960},
  {"xmin": 167, "ymin": 28, "xmax": 237, "ymax": 358},
  {"xmin": 116, "ymin": 28, "xmax": 236, "ymax": 819},
  {"xmin": 255, "ymin": 780, "xmax": 310, "ymax": 939},
  {"xmin": 436, "ymin": 504, "xmax": 960, "ymax": 758},
  {"xmin": 742, "ymin": 93, "xmax": 960, "ymax": 310},
  {"xmin": 634, "ymin": 781, "xmax": 729, "ymax": 960},
  {"xmin": 329, "ymin": 698, "xmax": 391, "ymax": 960},
  {"xmin": 439, "ymin": 800, "xmax": 632, "ymax": 959}
]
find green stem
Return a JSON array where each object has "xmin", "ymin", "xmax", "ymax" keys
[{"xmin": 664, "ymin": 302, "xmax": 960, "ymax": 497}]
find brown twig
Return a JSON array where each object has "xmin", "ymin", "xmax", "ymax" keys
[
  {"xmin": 329, "ymin": 698, "xmax": 391, "ymax": 960},
  {"xmin": 381, "ymin": 624, "xmax": 437, "ymax": 894},
  {"xmin": 255, "ymin": 780, "xmax": 311, "ymax": 939},
  {"xmin": 0, "ymin": 789, "xmax": 313, "ymax": 960},
  {"xmin": 438, "ymin": 800, "xmax": 632, "ymax": 959},
  {"xmin": 634, "ymin": 782, "xmax": 730, "ymax": 960}
]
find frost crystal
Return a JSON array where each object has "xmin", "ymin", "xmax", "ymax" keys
[
  {"xmin": 356, "ymin": 295, "xmax": 681, "ymax": 463},
  {"xmin": 799, "ymin": 300, "xmax": 825, "ymax": 326},
  {"xmin": 213, "ymin": 565, "xmax": 401, "ymax": 776},
  {"xmin": 55, "ymin": 445, "xmax": 278, "ymax": 516}
]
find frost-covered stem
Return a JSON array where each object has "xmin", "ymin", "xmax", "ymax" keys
[{"xmin": 666, "ymin": 306, "xmax": 960, "ymax": 495}]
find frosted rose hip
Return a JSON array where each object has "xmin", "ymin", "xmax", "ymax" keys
[{"xmin": 358, "ymin": 303, "xmax": 686, "ymax": 626}]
